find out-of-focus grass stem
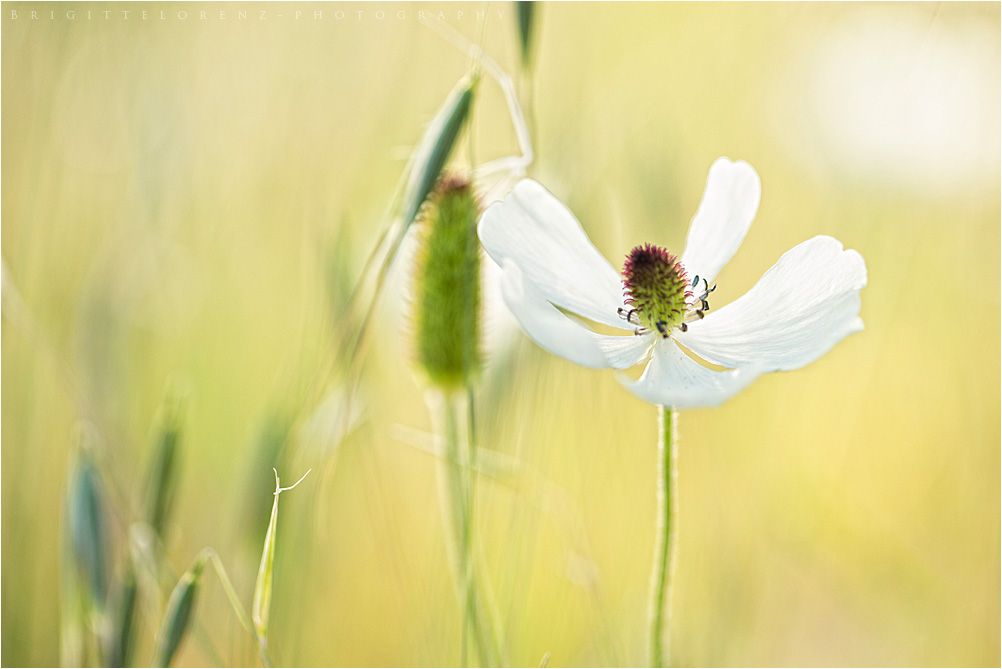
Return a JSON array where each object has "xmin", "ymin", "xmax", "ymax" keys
[
  {"xmin": 435, "ymin": 391, "xmax": 501, "ymax": 667},
  {"xmin": 203, "ymin": 549, "xmax": 274, "ymax": 667}
]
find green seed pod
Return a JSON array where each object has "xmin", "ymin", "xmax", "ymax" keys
[
  {"xmin": 66, "ymin": 433, "xmax": 110, "ymax": 614},
  {"xmin": 155, "ymin": 555, "xmax": 207, "ymax": 668},
  {"xmin": 414, "ymin": 174, "xmax": 482, "ymax": 389}
]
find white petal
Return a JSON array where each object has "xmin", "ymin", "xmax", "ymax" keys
[
  {"xmin": 595, "ymin": 331, "xmax": 655, "ymax": 369},
  {"xmin": 499, "ymin": 260, "xmax": 653, "ymax": 370},
  {"xmin": 479, "ymin": 179, "xmax": 629, "ymax": 328},
  {"xmin": 679, "ymin": 158, "xmax": 762, "ymax": 283},
  {"xmin": 677, "ymin": 235, "xmax": 867, "ymax": 372},
  {"xmin": 619, "ymin": 338, "xmax": 761, "ymax": 409}
]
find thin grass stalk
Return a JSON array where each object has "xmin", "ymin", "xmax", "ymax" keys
[
  {"xmin": 204, "ymin": 550, "xmax": 273, "ymax": 667},
  {"xmin": 434, "ymin": 391, "xmax": 501, "ymax": 667},
  {"xmin": 649, "ymin": 406, "xmax": 678, "ymax": 667}
]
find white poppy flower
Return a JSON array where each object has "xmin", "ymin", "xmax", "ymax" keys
[{"xmin": 477, "ymin": 158, "xmax": 867, "ymax": 409}]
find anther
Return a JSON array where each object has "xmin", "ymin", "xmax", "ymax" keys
[
  {"xmin": 618, "ymin": 307, "xmax": 641, "ymax": 325},
  {"xmin": 701, "ymin": 299, "xmax": 709, "ymax": 311},
  {"xmin": 692, "ymin": 274, "xmax": 699, "ymax": 287},
  {"xmin": 680, "ymin": 322, "xmax": 688, "ymax": 332}
]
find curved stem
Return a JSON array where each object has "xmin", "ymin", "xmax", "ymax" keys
[{"xmin": 649, "ymin": 406, "xmax": 678, "ymax": 668}]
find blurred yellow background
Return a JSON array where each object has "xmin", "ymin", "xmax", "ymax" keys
[{"xmin": 2, "ymin": 2, "xmax": 999, "ymax": 666}]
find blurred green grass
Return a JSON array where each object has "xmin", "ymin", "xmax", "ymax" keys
[{"xmin": 2, "ymin": 2, "xmax": 999, "ymax": 666}]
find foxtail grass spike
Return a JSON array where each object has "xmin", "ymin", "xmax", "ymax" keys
[
  {"xmin": 252, "ymin": 469, "xmax": 311, "ymax": 648},
  {"xmin": 155, "ymin": 554, "xmax": 207, "ymax": 668},
  {"xmin": 414, "ymin": 174, "xmax": 482, "ymax": 390},
  {"xmin": 343, "ymin": 75, "xmax": 477, "ymax": 399}
]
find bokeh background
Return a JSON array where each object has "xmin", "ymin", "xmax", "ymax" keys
[{"xmin": 2, "ymin": 2, "xmax": 999, "ymax": 666}]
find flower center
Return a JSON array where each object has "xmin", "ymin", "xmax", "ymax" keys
[{"xmin": 619, "ymin": 244, "xmax": 716, "ymax": 337}]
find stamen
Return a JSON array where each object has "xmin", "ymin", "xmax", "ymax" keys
[{"xmin": 618, "ymin": 307, "xmax": 641, "ymax": 326}]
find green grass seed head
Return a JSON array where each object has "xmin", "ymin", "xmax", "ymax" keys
[
  {"xmin": 66, "ymin": 431, "xmax": 110, "ymax": 615},
  {"xmin": 146, "ymin": 388, "xmax": 186, "ymax": 537},
  {"xmin": 414, "ymin": 174, "xmax": 482, "ymax": 390},
  {"xmin": 155, "ymin": 554, "xmax": 207, "ymax": 668},
  {"xmin": 401, "ymin": 77, "xmax": 477, "ymax": 229},
  {"xmin": 516, "ymin": 1, "xmax": 536, "ymax": 67}
]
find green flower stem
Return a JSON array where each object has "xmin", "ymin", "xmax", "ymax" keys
[
  {"xmin": 435, "ymin": 390, "xmax": 501, "ymax": 667},
  {"xmin": 649, "ymin": 406, "xmax": 678, "ymax": 668}
]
